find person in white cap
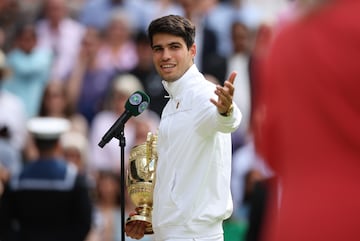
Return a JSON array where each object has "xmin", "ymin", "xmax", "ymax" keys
[{"xmin": 0, "ymin": 117, "xmax": 93, "ymax": 241}]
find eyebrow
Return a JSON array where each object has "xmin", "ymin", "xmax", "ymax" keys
[{"xmin": 152, "ymin": 41, "xmax": 182, "ymax": 49}]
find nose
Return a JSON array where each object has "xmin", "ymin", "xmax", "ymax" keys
[{"xmin": 161, "ymin": 48, "xmax": 171, "ymax": 61}]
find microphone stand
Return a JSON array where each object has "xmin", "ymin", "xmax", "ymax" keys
[
  {"xmin": 116, "ymin": 125, "xmax": 127, "ymax": 241},
  {"xmin": 98, "ymin": 91, "xmax": 150, "ymax": 241}
]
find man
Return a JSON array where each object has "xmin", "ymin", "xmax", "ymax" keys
[
  {"xmin": 253, "ymin": 0, "xmax": 360, "ymax": 241},
  {"xmin": 125, "ymin": 15, "xmax": 242, "ymax": 241},
  {"xmin": 0, "ymin": 117, "xmax": 93, "ymax": 241}
]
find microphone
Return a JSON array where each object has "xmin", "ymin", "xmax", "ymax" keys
[{"xmin": 98, "ymin": 91, "xmax": 150, "ymax": 148}]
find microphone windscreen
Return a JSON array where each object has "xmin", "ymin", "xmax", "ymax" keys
[{"xmin": 125, "ymin": 91, "xmax": 150, "ymax": 116}]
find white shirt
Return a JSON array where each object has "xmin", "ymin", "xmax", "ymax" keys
[
  {"xmin": 153, "ymin": 65, "xmax": 242, "ymax": 240},
  {"xmin": 0, "ymin": 90, "xmax": 27, "ymax": 151}
]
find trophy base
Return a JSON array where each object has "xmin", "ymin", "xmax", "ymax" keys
[{"xmin": 126, "ymin": 215, "xmax": 154, "ymax": 234}]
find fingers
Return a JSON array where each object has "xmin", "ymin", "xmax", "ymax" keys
[
  {"xmin": 225, "ymin": 71, "xmax": 236, "ymax": 96},
  {"xmin": 227, "ymin": 71, "xmax": 237, "ymax": 85},
  {"xmin": 215, "ymin": 72, "xmax": 236, "ymax": 103},
  {"xmin": 210, "ymin": 71, "xmax": 237, "ymax": 113},
  {"xmin": 125, "ymin": 221, "xmax": 147, "ymax": 240},
  {"xmin": 215, "ymin": 85, "xmax": 232, "ymax": 105}
]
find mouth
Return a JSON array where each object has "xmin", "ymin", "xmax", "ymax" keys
[{"xmin": 160, "ymin": 64, "xmax": 176, "ymax": 72}]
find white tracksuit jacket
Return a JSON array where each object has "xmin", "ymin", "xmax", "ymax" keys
[{"xmin": 152, "ymin": 64, "xmax": 242, "ymax": 240}]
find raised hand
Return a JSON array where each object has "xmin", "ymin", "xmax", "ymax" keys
[{"xmin": 210, "ymin": 71, "xmax": 236, "ymax": 115}]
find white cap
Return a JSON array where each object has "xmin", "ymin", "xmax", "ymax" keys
[
  {"xmin": 27, "ymin": 117, "xmax": 70, "ymax": 140},
  {"xmin": 113, "ymin": 74, "xmax": 144, "ymax": 97},
  {"xmin": 60, "ymin": 131, "xmax": 88, "ymax": 161}
]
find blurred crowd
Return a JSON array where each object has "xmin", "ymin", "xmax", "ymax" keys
[{"xmin": 0, "ymin": 0, "xmax": 301, "ymax": 241}]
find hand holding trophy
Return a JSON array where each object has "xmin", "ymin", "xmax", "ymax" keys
[{"xmin": 126, "ymin": 132, "xmax": 157, "ymax": 234}]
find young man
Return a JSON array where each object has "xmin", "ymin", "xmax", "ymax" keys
[{"xmin": 125, "ymin": 15, "xmax": 242, "ymax": 241}]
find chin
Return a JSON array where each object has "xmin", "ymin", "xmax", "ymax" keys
[{"xmin": 160, "ymin": 73, "xmax": 175, "ymax": 82}]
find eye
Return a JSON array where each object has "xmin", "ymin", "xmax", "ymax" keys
[
  {"xmin": 170, "ymin": 45, "xmax": 180, "ymax": 49},
  {"xmin": 152, "ymin": 46, "xmax": 162, "ymax": 52}
]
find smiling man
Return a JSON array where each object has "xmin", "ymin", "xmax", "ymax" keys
[{"xmin": 125, "ymin": 15, "xmax": 242, "ymax": 241}]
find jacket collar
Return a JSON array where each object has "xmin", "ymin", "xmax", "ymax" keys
[{"xmin": 162, "ymin": 64, "xmax": 199, "ymax": 99}]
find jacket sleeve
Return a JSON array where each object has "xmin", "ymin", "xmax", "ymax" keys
[{"xmin": 196, "ymin": 100, "xmax": 242, "ymax": 136}]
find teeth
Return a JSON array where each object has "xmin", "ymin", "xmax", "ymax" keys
[{"xmin": 162, "ymin": 64, "xmax": 175, "ymax": 68}]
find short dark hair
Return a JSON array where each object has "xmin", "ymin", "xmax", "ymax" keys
[{"xmin": 147, "ymin": 15, "xmax": 196, "ymax": 49}]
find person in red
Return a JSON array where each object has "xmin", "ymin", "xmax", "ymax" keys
[{"xmin": 253, "ymin": 0, "xmax": 360, "ymax": 241}]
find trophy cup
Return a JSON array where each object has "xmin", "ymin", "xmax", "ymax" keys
[{"xmin": 126, "ymin": 132, "xmax": 157, "ymax": 234}]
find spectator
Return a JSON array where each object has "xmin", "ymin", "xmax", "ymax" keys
[
  {"xmin": 3, "ymin": 22, "xmax": 52, "ymax": 119},
  {"xmin": 39, "ymin": 80, "xmax": 88, "ymax": 136},
  {"xmin": 177, "ymin": 0, "xmax": 227, "ymax": 82},
  {"xmin": 226, "ymin": 20, "xmax": 253, "ymax": 150},
  {"xmin": 96, "ymin": 10, "xmax": 138, "ymax": 74},
  {"xmin": 197, "ymin": 0, "xmax": 235, "ymax": 58},
  {"xmin": 60, "ymin": 130, "xmax": 89, "ymax": 175},
  {"xmin": 66, "ymin": 26, "xmax": 116, "ymax": 125},
  {"xmin": 36, "ymin": 0, "xmax": 85, "ymax": 82},
  {"xmin": 231, "ymin": 0, "xmax": 263, "ymax": 32},
  {"xmin": 0, "ymin": 0, "xmax": 22, "ymax": 52}
]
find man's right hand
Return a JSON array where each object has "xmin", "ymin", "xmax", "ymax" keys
[{"xmin": 125, "ymin": 220, "xmax": 147, "ymax": 240}]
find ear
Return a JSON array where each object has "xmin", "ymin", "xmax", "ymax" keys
[{"xmin": 189, "ymin": 44, "xmax": 196, "ymax": 58}]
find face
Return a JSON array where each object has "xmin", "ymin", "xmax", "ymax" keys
[
  {"xmin": 17, "ymin": 27, "xmax": 37, "ymax": 54},
  {"xmin": 151, "ymin": 33, "xmax": 196, "ymax": 82},
  {"xmin": 63, "ymin": 147, "xmax": 82, "ymax": 171},
  {"xmin": 45, "ymin": 0, "xmax": 67, "ymax": 24},
  {"xmin": 97, "ymin": 174, "xmax": 120, "ymax": 202},
  {"xmin": 43, "ymin": 82, "xmax": 66, "ymax": 116},
  {"xmin": 232, "ymin": 22, "xmax": 249, "ymax": 53},
  {"xmin": 81, "ymin": 27, "xmax": 101, "ymax": 57}
]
